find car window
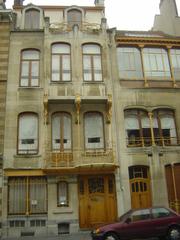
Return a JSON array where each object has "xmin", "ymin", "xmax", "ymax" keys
[
  {"xmin": 131, "ymin": 209, "xmax": 151, "ymax": 222},
  {"xmin": 152, "ymin": 208, "xmax": 171, "ymax": 219}
]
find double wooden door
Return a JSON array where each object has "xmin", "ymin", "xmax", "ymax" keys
[{"xmin": 79, "ymin": 175, "xmax": 117, "ymax": 228}]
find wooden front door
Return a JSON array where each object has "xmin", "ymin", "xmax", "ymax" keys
[
  {"xmin": 165, "ymin": 164, "xmax": 180, "ymax": 213},
  {"xmin": 129, "ymin": 166, "xmax": 152, "ymax": 209},
  {"xmin": 79, "ymin": 175, "xmax": 117, "ymax": 228}
]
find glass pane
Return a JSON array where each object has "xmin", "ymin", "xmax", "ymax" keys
[
  {"xmin": 31, "ymin": 62, "xmax": 39, "ymax": 86},
  {"xmin": 83, "ymin": 56, "xmax": 92, "ymax": 81},
  {"xmin": 52, "ymin": 44, "xmax": 70, "ymax": 54},
  {"xmin": 29, "ymin": 177, "xmax": 47, "ymax": 213},
  {"xmin": 25, "ymin": 9, "xmax": 40, "ymax": 29},
  {"xmin": 21, "ymin": 62, "xmax": 29, "ymax": 86},
  {"xmin": 171, "ymin": 49, "xmax": 180, "ymax": 81},
  {"xmin": 52, "ymin": 55, "xmax": 60, "ymax": 81},
  {"xmin": 94, "ymin": 56, "xmax": 102, "ymax": 81},
  {"xmin": 88, "ymin": 178, "xmax": 104, "ymax": 193},
  {"xmin": 58, "ymin": 182, "xmax": 68, "ymax": 206},
  {"xmin": 85, "ymin": 113, "xmax": 104, "ymax": 149},
  {"xmin": 8, "ymin": 178, "xmax": 26, "ymax": 214},
  {"xmin": 67, "ymin": 9, "xmax": 82, "ymax": 26},
  {"xmin": 22, "ymin": 50, "xmax": 39, "ymax": 60},
  {"xmin": 52, "ymin": 115, "xmax": 60, "ymax": 150},
  {"xmin": 62, "ymin": 55, "xmax": 71, "ymax": 81},
  {"xmin": 83, "ymin": 44, "xmax": 100, "ymax": 54},
  {"xmin": 63, "ymin": 115, "xmax": 71, "ymax": 149}
]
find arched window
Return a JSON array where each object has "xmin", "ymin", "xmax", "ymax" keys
[
  {"xmin": 51, "ymin": 43, "xmax": 71, "ymax": 82},
  {"xmin": 82, "ymin": 44, "xmax": 102, "ymax": 82},
  {"xmin": 52, "ymin": 113, "xmax": 72, "ymax": 151},
  {"xmin": 20, "ymin": 49, "xmax": 40, "ymax": 87},
  {"xmin": 84, "ymin": 112, "xmax": 104, "ymax": 149},
  {"xmin": 18, "ymin": 113, "xmax": 38, "ymax": 154},
  {"xmin": 25, "ymin": 9, "xmax": 40, "ymax": 29},
  {"xmin": 117, "ymin": 47, "xmax": 143, "ymax": 79},
  {"xmin": 67, "ymin": 9, "xmax": 82, "ymax": 27}
]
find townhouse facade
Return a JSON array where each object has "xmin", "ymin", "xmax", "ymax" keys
[
  {"xmin": 1, "ymin": 0, "xmax": 180, "ymax": 238},
  {"xmin": 0, "ymin": 0, "xmax": 13, "ymax": 235}
]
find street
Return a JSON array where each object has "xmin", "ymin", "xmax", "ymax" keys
[{"xmin": 3, "ymin": 232, "xmax": 159, "ymax": 240}]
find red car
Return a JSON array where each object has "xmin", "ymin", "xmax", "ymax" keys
[{"xmin": 91, "ymin": 207, "xmax": 180, "ymax": 240}]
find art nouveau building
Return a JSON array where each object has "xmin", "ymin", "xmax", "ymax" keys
[
  {"xmin": 2, "ymin": 0, "xmax": 180, "ymax": 238},
  {"xmin": 109, "ymin": 0, "xmax": 180, "ymax": 216},
  {"xmin": 2, "ymin": 0, "xmax": 119, "ymax": 237}
]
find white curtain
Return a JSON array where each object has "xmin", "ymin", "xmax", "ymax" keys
[
  {"xmin": 125, "ymin": 116, "xmax": 139, "ymax": 130},
  {"xmin": 161, "ymin": 116, "xmax": 176, "ymax": 137}
]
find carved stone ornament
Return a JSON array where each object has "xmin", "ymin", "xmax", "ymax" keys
[
  {"xmin": 107, "ymin": 94, "xmax": 112, "ymax": 124},
  {"xmin": 43, "ymin": 93, "xmax": 48, "ymax": 124},
  {"xmin": 75, "ymin": 94, "xmax": 81, "ymax": 124}
]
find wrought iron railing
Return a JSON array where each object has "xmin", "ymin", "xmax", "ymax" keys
[{"xmin": 126, "ymin": 136, "xmax": 179, "ymax": 147}]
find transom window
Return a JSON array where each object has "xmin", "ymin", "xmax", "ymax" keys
[
  {"xmin": 57, "ymin": 181, "xmax": 68, "ymax": 207},
  {"xmin": 8, "ymin": 177, "xmax": 47, "ymax": 215},
  {"xmin": 18, "ymin": 113, "xmax": 38, "ymax": 154},
  {"xmin": 143, "ymin": 48, "xmax": 171, "ymax": 79},
  {"xmin": 20, "ymin": 49, "xmax": 40, "ymax": 87},
  {"xmin": 117, "ymin": 47, "xmax": 143, "ymax": 79},
  {"xmin": 170, "ymin": 49, "xmax": 180, "ymax": 81},
  {"xmin": 67, "ymin": 9, "xmax": 82, "ymax": 27},
  {"xmin": 125, "ymin": 108, "xmax": 178, "ymax": 147},
  {"xmin": 24, "ymin": 9, "xmax": 40, "ymax": 29},
  {"xmin": 51, "ymin": 43, "xmax": 71, "ymax": 82},
  {"xmin": 83, "ymin": 44, "xmax": 102, "ymax": 82},
  {"xmin": 52, "ymin": 112, "xmax": 71, "ymax": 151},
  {"xmin": 84, "ymin": 112, "xmax": 104, "ymax": 149}
]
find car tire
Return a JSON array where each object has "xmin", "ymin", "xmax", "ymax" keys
[
  {"xmin": 167, "ymin": 226, "xmax": 180, "ymax": 240},
  {"xmin": 104, "ymin": 232, "xmax": 119, "ymax": 240}
]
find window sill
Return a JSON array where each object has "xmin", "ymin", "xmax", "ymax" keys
[
  {"xmin": 14, "ymin": 154, "xmax": 41, "ymax": 158},
  {"xmin": 53, "ymin": 208, "xmax": 73, "ymax": 214},
  {"xmin": 18, "ymin": 87, "xmax": 43, "ymax": 90}
]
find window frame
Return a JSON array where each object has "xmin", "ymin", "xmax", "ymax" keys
[
  {"xmin": 17, "ymin": 112, "xmax": 39, "ymax": 155},
  {"xmin": 82, "ymin": 43, "xmax": 103, "ymax": 82},
  {"xmin": 20, "ymin": 49, "xmax": 40, "ymax": 87},
  {"xmin": 67, "ymin": 8, "xmax": 82, "ymax": 28},
  {"xmin": 51, "ymin": 43, "xmax": 72, "ymax": 83},
  {"xmin": 24, "ymin": 8, "xmax": 40, "ymax": 29}
]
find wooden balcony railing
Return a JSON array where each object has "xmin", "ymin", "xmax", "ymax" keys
[
  {"xmin": 126, "ymin": 136, "xmax": 179, "ymax": 147},
  {"xmin": 44, "ymin": 148, "xmax": 116, "ymax": 169}
]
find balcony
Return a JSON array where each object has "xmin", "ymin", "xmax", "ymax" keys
[
  {"xmin": 126, "ymin": 136, "xmax": 180, "ymax": 147},
  {"xmin": 44, "ymin": 148, "xmax": 118, "ymax": 173}
]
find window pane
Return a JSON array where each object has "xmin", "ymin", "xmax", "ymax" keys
[
  {"xmin": 52, "ymin": 44, "xmax": 70, "ymax": 54},
  {"xmin": 143, "ymin": 48, "xmax": 171, "ymax": 79},
  {"xmin": 67, "ymin": 9, "xmax": 82, "ymax": 26},
  {"xmin": 83, "ymin": 44, "xmax": 101, "ymax": 54},
  {"xmin": 171, "ymin": 49, "xmax": 180, "ymax": 81},
  {"xmin": 58, "ymin": 182, "xmax": 68, "ymax": 206},
  {"xmin": 21, "ymin": 62, "xmax": 29, "ymax": 86},
  {"xmin": 117, "ymin": 47, "xmax": 143, "ymax": 79},
  {"xmin": 83, "ymin": 55, "xmax": 92, "ymax": 81},
  {"xmin": 94, "ymin": 55, "xmax": 102, "ymax": 81},
  {"xmin": 22, "ymin": 50, "xmax": 39, "ymax": 60},
  {"xmin": 29, "ymin": 177, "xmax": 47, "ymax": 214},
  {"xmin": 8, "ymin": 178, "xmax": 26, "ymax": 214},
  {"xmin": 63, "ymin": 115, "xmax": 71, "ymax": 149},
  {"xmin": 85, "ymin": 113, "xmax": 104, "ymax": 149},
  {"xmin": 131, "ymin": 209, "xmax": 150, "ymax": 222},
  {"xmin": 52, "ymin": 115, "xmax": 61, "ymax": 150},
  {"xmin": 52, "ymin": 55, "xmax": 60, "ymax": 81},
  {"xmin": 18, "ymin": 114, "xmax": 38, "ymax": 154},
  {"xmin": 31, "ymin": 62, "xmax": 39, "ymax": 86},
  {"xmin": 62, "ymin": 55, "xmax": 71, "ymax": 81}
]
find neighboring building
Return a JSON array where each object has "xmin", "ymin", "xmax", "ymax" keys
[
  {"xmin": 2, "ymin": 0, "xmax": 180, "ymax": 238},
  {"xmin": 2, "ymin": 0, "xmax": 119, "ymax": 237},
  {"xmin": 153, "ymin": 0, "xmax": 180, "ymax": 36},
  {"xmin": 0, "ymin": 0, "xmax": 13, "ymax": 236}
]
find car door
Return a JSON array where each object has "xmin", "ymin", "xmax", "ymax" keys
[{"xmin": 119, "ymin": 209, "xmax": 154, "ymax": 239}]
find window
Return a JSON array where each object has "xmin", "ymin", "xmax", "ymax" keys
[
  {"xmin": 129, "ymin": 166, "xmax": 148, "ymax": 179},
  {"xmin": 117, "ymin": 47, "xmax": 143, "ymax": 79},
  {"xmin": 25, "ymin": 9, "xmax": 40, "ymax": 29},
  {"xmin": 30, "ymin": 220, "xmax": 46, "ymax": 227},
  {"xmin": 154, "ymin": 109, "xmax": 177, "ymax": 145},
  {"xmin": 83, "ymin": 44, "xmax": 102, "ymax": 82},
  {"xmin": 57, "ymin": 182, "xmax": 68, "ymax": 206},
  {"xmin": 8, "ymin": 177, "xmax": 47, "ymax": 215},
  {"xmin": 67, "ymin": 9, "xmax": 82, "ymax": 27},
  {"xmin": 152, "ymin": 207, "xmax": 171, "ymax": 219},
  {"xmin": 125, "ymin": 109, "xmax": 151, "ymax": 147},
  {"xmin": 125, "ymin": 109, "xmax": 178, "ymax": 147},
  {"xmin": 170, "ymin": 49, "xmax": 180, "ymax": 81},
  {"xmin": 131, "ymin": 209, "xmax": 150, "ymax": 222},
  {"xmin": 20, "ymin": 49, "xmax": 40, "ymax": 87},
  {"xmin": 18, "ymin": 113, "xmax": 38, "ymax": 154},
  {"xmin": 84, "ymin": 112, "xmax": 104, "ymax": 149},
  {"xmin": 52, "ymin": 113, "xmax": 71, "ymax": 151},
  {"xmin": 51, "ymin": 43, "xmax": 71, "ymax": 82},
  {"xmin": 143, "ymin": 48, "xmax": 171, "ymax": 79}
]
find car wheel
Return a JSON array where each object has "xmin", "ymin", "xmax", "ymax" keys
[
  {"xmin": 167, "ymin": 227, "xmax": 180, "ymax": 240},
  {"xmin": 104, "ymin": 232, "xmax": 119, "ymax": 240}
]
